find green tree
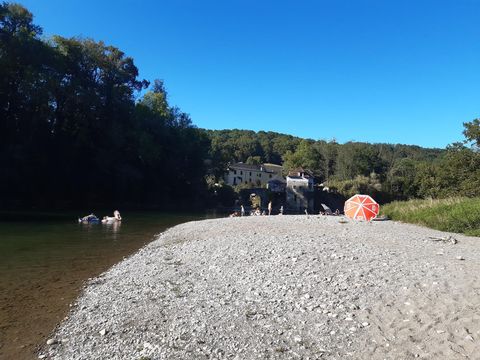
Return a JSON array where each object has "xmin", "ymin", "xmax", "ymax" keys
[
  {"xmin": 282, "ymin": 139, "xmax": 326, "ymax": 178},
  {"xmin": 463, "ymin": 118, "xmax": 480, "ymax": 148}
]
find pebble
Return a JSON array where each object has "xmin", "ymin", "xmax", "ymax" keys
[
  {"xmin": 456, "ymin": 256, "xmax": 465, "ymax": 261},
  {"xmin": 42, "ymin": 216, "xmax": 480, "ymax": 360},
  {"xmin": 46, "ymin": 338, "xmax": 57, "ymax": 345}
]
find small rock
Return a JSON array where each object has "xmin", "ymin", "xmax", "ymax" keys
[
  {"xmin": 361, "ymin": 322, "xmax": 370, "ymax": 327},
  {"xmin": 99, "ymin": 329, "xmax": 107, "ymax": 336},
  {"xmin": 38, "ymin": 355, "xmax": 46, "ymax": 359},
  {"xmin": 465, "ymin": 335, "xmax": 474, "ymax": 341},
  {"xmin": 46, "ymin": 338, "xmax": 57, "ymax": 345},
  {"xmin": 456, "ymin": 256, "xmax": 465, "ymax": 260},
  {"xmin": 293, "ymin": 336, "xmax": 302, "ymax": 343}
]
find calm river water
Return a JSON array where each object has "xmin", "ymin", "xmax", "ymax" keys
[{"xmin": 0, "ymin": 212, "xmax": 212, "ymax": 360}]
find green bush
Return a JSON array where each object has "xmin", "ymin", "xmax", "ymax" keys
[{"xmin": 381, "ymin": 197, "xmax": 480, "ymax": 236}]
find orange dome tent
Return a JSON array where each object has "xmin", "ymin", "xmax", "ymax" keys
[{"xmin": 344, "ymin": 194, "xmax": 379, "ymax": 221}]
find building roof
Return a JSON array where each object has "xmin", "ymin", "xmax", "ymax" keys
[
  {"xmin": 228, "ymin": 162, "xmax": 262, "ymax": 171},
  {"xmin": 263, "ymin": 163, "xmax": 283, "ymax": 172},
  {"xmin": 287, "ymin": 167, "xmax": 314, "ymax": 178},
  {"xmin": 228, "ymin": 162, "xmax": 282, "ymax": 173}
]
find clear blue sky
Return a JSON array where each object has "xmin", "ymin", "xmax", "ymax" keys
[{"xmin": 19, "ymin": 0, "xmax": 480, "ymax": 148}]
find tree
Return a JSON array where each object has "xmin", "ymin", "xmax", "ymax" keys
[
  {"xmin": 386, "ymin": 158, "xmax": 419, "ymax": 199},
  {"xmin": 463, "ymin": 119, "xmax": 480, "ymax": 149},
  {"xmin": 282, "ymin": 139, "xmax": 326, "ymax": 178}
]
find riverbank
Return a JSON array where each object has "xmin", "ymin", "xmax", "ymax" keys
[
  {"xmin": 381, "ymin": 197, "xmax": 480, "ymax": 236},
  {"xmin": 0, "ymin": 212, "xmax": 203, "ymax": 360},
  {"xmin": 43, "ymin": 215, "xmax": 480, "ymax": 359}
]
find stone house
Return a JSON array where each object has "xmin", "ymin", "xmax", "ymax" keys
[
  {"xmin": 225, "ymin": 162, "xmax": 283, "ymax": 187},
  {"xmin": 286, "ymin": 168, "xmax": 314, "ymax": 213}
]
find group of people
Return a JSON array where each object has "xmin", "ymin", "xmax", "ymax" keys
[
  {"xmin": 229, "ymin": 202, "xmax": 283, "ymax": 217},
  {"xmin": 229, "ymin": 204, "xmax": 341, "ymax": 217},
  {"xmin": 78, "ymin": 210, "xmax": 122, "ymax": 224},
  {"xmin": 319, "ymin": 209, "xmax": 340, "ymax": 216}
]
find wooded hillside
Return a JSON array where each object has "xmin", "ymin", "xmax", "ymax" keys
[{"xmin": 1, "ymin": 3, "xmax": 479, "ymax": 209}]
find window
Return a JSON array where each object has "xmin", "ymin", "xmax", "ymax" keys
[
  {"xmin": 233, "ymin": 170, "xmax": 237, "ymax": 175},
  {"xmin": 249, "ymin": 172, "xmax": 252, "ymax": 176},
  {"xmin": 269, "ymin": 174, "xmax": 272, "ymax": 178},
  {"xmin": 293, "ymin": 185, "xmax": 297, "ymax": 189},
  {"xmin": 240, "ymin": 171, "xmax": 243, "ymax": 175}
]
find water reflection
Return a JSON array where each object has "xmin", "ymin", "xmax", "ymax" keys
[{"xmin": 102, "ymin": 220, "xmax": 121, "ymax": 237}]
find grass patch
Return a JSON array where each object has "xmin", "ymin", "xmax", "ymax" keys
[{"xmin": 381, "ymin": 197, "xmax": 480, "ymax": 237}]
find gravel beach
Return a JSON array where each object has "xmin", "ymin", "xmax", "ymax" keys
[{"xmin": 42, "ymin": 215, "xmax": 480, "ymax": 359}]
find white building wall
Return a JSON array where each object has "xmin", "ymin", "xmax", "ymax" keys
[
  {"xmin": 286, "ymin": 177, "xmax": 314, "ymax": 212},
  {"xmin": 225, "ymin": 166, "xmax": 283, "ymax": 187}
]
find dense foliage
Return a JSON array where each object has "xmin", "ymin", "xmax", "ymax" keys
[
  {"xmin": 205, "ymin": 129, "xmax": 447, "ymax": 202},
  {"xmin": 0, "ymin": 3, "xmax": 209, "ymax": 209},
  {"xmin": 205, "ymin": 120, "xmax": 480, "ymax": 203},
  {"xmin": 1, "ymin": 3, "xmax": 479, "ymax": 210}
]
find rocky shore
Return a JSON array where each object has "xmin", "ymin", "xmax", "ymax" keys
[{"xmin": 42, "ymin": 215, "xmax": 480, "ymax": 359}]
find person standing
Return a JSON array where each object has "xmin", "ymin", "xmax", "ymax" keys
[
  {"xmin": 268, "ymin": 201, "xmax": 272, "ymax": 216},
  {"xmin": 241, "ymin": 205, "xmax": 245, "ymax": 217}
]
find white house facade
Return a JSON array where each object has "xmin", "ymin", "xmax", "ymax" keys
[
  {"xmin": 286, "ymin": 169, "xmax": 314, "ymax": 212},
  {"xmin": 225, "ymin": 163, "xmax": 283, "ymax": 187}
]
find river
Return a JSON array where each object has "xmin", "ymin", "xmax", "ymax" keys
[{"xmin": 0, "ymin": 212, "xmax": 212, "ymax": 360}]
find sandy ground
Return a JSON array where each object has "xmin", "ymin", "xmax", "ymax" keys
[{"xmin": 42, "ymin": 215, "xmax": 480, "ymax": 359}]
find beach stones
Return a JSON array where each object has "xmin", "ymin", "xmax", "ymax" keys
[{"xmin": 43, "ymin": 215, "xmax": 480, "ymax": 360}]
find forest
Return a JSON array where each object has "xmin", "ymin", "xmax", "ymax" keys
[
  {"xmin": 205, "ymin": 125, "xmax": 480, "ymax": 203},
  {"xmin": 1, "ymin": 2, "xmax": 479, "ymax": 210}
]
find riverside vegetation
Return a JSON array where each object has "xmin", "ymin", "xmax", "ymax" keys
[
  {"xmin": 382, "ymin": 197, "xmax": 480, "ymax": 237},
  {"xmin": 1, "ymin": 3, "xmax": 480, "ymax": 231}
]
